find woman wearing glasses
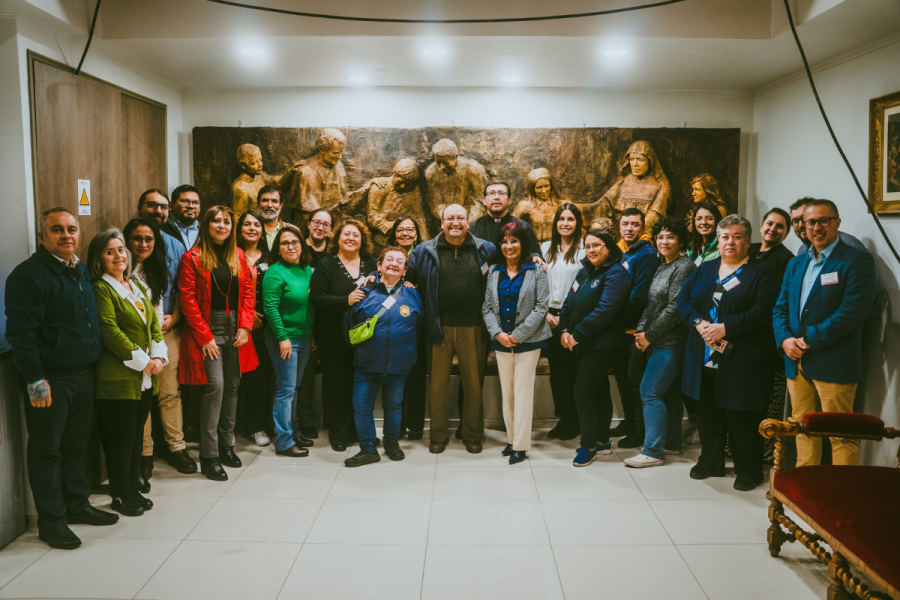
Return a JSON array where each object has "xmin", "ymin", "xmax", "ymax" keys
[{"xmin": 305, "ymin": 209, "xmax": 333, "ymax": 269}]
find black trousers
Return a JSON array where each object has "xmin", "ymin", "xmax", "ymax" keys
[
  {"xmin": 19, "ymin": 368, "xmax": 94, "ymax": 532},
  {"xmin": 401, "ymin": 336, "xmax": 427, "ymax": 433},
  {"xmin": 696, "ymin": 368, "xmax": 766, "ymax": 482},
  {"xmin": 240, "ymin": 333, "xmax": 273, "ymax": 435},
  {"xmin": 574, "ymin": 348, "xmax": 618, "ymax": 448},
  {"xmin": 97, "ymin": 390, "xmax": 153, "ymax": 499},
  {"xmin": 546, "ymin": 323, "xmax": 579, "ymax": 427},
  {"xmin": 319, "ymin": 344, "xmax": 357, "ymax": 442},
  {"xmin": 611, "ymin": 341, "xmax": 646, "ymax": 432}
]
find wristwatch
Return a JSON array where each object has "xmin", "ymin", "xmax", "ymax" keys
[{"xmin": 693, "ymin": 318, "xmax": 704, "ymax": 326}]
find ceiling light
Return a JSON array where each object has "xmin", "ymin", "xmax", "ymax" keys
[
  {"xmin": 348, "ymin": 76, "xmax": 370, "ymax": 83},
  {"xmin": 603, "ymin": 49, "xmax": 628, "ymax": 57},
  {"xmin": 422, "ymin": 47, "xmax": 447, "ymax": 57},
  {"xmin": 500, "ymin": 75, "xmax": 522, "ymax": 83},
  {"xmin": 241, "ymin": 48, "xmax": 266, "ymax": 56}
]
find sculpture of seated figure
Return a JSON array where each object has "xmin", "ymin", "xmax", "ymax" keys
[
  {"xmin": 286, "ymin": 127, "xmax": 348, "ymax": 219},
  {"xmin": 581, "ymin": 140, "xmax": 671, "ymax": 239},
  {"xmin": 364, "ymin": 158, "xmax": 430, "ymax": 248},
  {"xmin": 686, "ymin": 173, "xmax": 729, "ymax": 232},
  {"xmin": 512, "ymin": 167, "xmax": 562, "ymax": 242},
  {"xmin": 231, "ymin": 143, "xmax": 282, "ymax": 216},
  {"xmin": 424, "ymin": 139, "xmax": 488, "ymax": 223}
]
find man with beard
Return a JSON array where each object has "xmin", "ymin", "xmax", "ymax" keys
[
  {"xmin": 471, "ymin": 180, "xmax": 541, "ymax": 261},
  {"xmin": 790, "ymin": 197, "xmax": 865, "ymax": 257},
  {"xmin": 256, "ymin": 186, "xmax": 286, "ymax": 255},
  {"xmin": 425, "ymin": 139, "xmax": 488, "ymax": 223}
]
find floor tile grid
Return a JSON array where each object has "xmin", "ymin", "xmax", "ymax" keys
[
  {"xmin": 416, "ymin": 455, "xmax": 439, "ymax": 600},
  {"xmin": 528, "ymin": 458, "xmax": 575, "ymax": 600}
]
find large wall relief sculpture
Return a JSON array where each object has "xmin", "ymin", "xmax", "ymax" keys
[{"xmin": 193, "ymin": 126, "xmax": 740, "ymax": 243}]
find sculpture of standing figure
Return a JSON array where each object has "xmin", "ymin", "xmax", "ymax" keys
[
  {"xmin": 424, "ymin": 139, "xmax": 488, "ymax": 223},
  {"xmin": 582, "ymin": 140, "xmax": 671, "ymax": 238},
  {"xmin": 286, "ymin": 127, "xmax": 348, "ymax": 218},
  {"xmin": 363, "ymin": 158, "xmax": 430, "ymax": 248},
  {"xmin": 231, "ymin": 143, "xmax": 282, "ymax": 216},
  {"xmin": 512, "ymin": 167, "xmax": 563, "ymax": 242},
  {"xmin": 686, "ymin": 173, "xmax": 728, "ymax": 232}
]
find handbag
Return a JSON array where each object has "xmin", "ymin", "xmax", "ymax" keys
[{"xmin": 348, "ymin": 285, "xmax": 402, "ymax": 345}]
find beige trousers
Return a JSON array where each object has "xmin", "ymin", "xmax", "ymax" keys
[
  {"xmin": 496, "ymin": 349, "xmax": 541, "ymax": 451},
  {"xmin": 429, "ymin": 326, "xmax": 486, "ymax": 445},
  {"xmin": 787, "ymin": 362, "xmax": 859, "ymax": 467},
  {"xmin": 142, "ymin": 327, "xmax": 186, "ymax": 455}
]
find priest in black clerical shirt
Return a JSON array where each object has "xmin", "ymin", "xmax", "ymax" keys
[{"xmin": 470, "ymin": 180, "xmax": 543, "ymax": 263}]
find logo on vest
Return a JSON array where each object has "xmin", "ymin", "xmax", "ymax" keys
[{"xmin": 400, "ymin": 305, "xmax": 411, "ymax": 317}]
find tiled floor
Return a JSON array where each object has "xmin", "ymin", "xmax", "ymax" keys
[{"xmin": 0, "ymin": 429, "xmax": 837, "ymax": 600}]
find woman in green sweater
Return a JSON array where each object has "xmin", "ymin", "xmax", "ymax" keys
[
  {"xmin": 262, "ymin": 224, "xmax": 316, "ymax": 457},
  {"xmin": 87, "ymin": 228, "xmax": 167, "ymax": 517}
]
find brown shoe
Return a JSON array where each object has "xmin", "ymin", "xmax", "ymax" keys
[
  {"xmin": 141, "ymin": 456, "xmax": 154, "ymax": 481},
  {"xmin": 168, "ymin": 449, "xmax": 198, "ymax": 474},
  {"xmin": 276, "ymin": 445, "xmax": 309, "ymax": 457},
  {"xmin": 464, "ymin": 441, "xmax": 483, "ymax": 454},
  {"xmin": 429, "ymin": 440, "xmax": 448, "ymax": 454}
]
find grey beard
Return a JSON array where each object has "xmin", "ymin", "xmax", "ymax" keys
[{"xmin": 260, "ymin": 209, "xmax": 281, "ymax": 223}]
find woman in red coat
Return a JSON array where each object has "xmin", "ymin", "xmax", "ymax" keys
[{"xmin": 179, "ymin": 206, "xmax": 258, "ymax": 481}]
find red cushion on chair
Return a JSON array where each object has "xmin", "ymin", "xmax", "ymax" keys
[
  {"xmin": 774, "ymin": 466, "xmax": 900, "ymax": 593},
  {"xmin": 802, "ymin": 412, "xmax": 885, "ymax": 437}
]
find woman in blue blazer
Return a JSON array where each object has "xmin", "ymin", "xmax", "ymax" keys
[{"xmin": 676, "ymin": 215, "xmax": 778, "ymax": 491}]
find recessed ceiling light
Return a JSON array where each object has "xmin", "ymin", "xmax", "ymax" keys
[
  {"xmin": 500, "ymin": 75, "xmax": 522, "ymax": 83},
  {"xmin": 348, "ymin": 76, "xmax": 370, "ymax": 83},
  {"xmin": 422, "ymin": 47, "xmax": 448, "ymax": 57},
  {"xmin": 241, "ymin": 48, "xmax": 266, "ymax": 56},
  {"xmin": 603, "ymin": 49, "xmax": 628, "ymax": 57}
]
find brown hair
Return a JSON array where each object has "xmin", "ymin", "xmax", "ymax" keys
[
  {"xmin": 198, "ymin": 206, "xmax": 240, "ymax": 275},
  {"xmin": 269, "ymin": 224, "xmax": 311, "ymax": 267},
  {"xmin": 377, "ymin": 245, "xmax": 409, "ymax": 264},
  {"xmin": 329, "ymin": 218, "xmax": 374, "ymax": 258}
]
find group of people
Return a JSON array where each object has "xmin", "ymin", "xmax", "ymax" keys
[{"xmin": 6, "ymin": 178, "xmax": 878, "ymax": 550}]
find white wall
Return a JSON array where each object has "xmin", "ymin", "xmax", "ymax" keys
[{"xmin": 754, "ymin": 38, "xmax": 900, "ymax": 467}]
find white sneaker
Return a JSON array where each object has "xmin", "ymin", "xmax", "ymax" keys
[
  {"xmin": 624, "ymin": 453, "xmax": 664, "ymax": 468},
  {"xmin": 687, "ymin": 431, "xmax": 701, "ymax": 445},
  {"xmin": 681, "ymin": 420, "xmax": 697, "ymax": 438},
  {"xmin": 251, "ymin": 431, "xmax": 271, "ymax": 447}
]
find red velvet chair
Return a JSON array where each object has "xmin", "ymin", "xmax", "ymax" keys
[{"xmin": 759, "ymin": 412, "xmax": 900, "ymax": 600}]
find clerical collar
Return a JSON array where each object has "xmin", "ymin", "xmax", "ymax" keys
[{"xmin": 494, "ymin": 218, "xmax": 501, "ymax": 223}]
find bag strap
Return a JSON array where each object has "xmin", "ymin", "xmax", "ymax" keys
[{"xmin": 373, "ymin": 284, "xmax": 403, "ymax": 321}]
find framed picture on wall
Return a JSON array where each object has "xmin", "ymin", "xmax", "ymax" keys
[{"xmin": 869, "ymin": 89, "xmax": 900, "ymax": 214}]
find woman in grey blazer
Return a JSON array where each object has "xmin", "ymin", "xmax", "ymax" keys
[{"xmin": 482, "ymin": 223, "xmax": 552, "ymax": 464}]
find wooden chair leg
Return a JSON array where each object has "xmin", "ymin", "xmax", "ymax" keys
[
  {"xmin": 827, "ymin": 552, "xmax": 852, "ymax": 600},
  {"xmin": 767, "ymin": 497, "xmax": 788, "ymax": 557}
]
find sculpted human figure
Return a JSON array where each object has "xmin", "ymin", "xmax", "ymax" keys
[
  {"xmin": 686, "ymin": 173, "xmax": 728, "ymax": 232},
  {"xmin": 424, "ymin": 139, "xmax": 488, "ymax": 223},
  {"xmin": 582, "ymin": 140, "xmax": 670, "ymax": 238},
  {"xmin": 231, "ymin": 144, "xmax": 281, "ymax": 216},
  {"xmin": 286, "ymin": 127, "xmax": 349, "ymax": 217},
  {"xmin": 364, "ymin": 158, "xmax": 430, "ymax": 248},
  {"xmin": 513, "ymin": 167, "xmax": 563, "ymax": 242}
]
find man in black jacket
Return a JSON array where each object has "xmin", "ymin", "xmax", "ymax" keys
[
  {"xmin": 470, "ymin": 180, "xmax": 542, "ymax": 261},
  {"xmin": 5, "ymin": 208, "xmax": 119, "ymax": 549}
]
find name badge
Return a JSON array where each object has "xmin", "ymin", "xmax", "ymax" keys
[
  {"xmin": 355, "ymin": 276, "xmax": 366, "ymax": 286},
  {"xmin": 572, "ymin": 281, "xmax": 580, "ymax": 292},
  {"xmin": 821, "ymin": 272, "xmax": 839, "ymax": 286},
  {"xmin": 623, "ymin": 260, "xmax": 630, "ymax": 271},
  {"xmin": 259, "ymin": 263, "xmax": 268, "ymax": 271},
  {"xmin": 481, "ymin": 263, "xmax": 489, "ymax": 275},
  {"xmin": 722, "ymin": 277, "xmax": 740, "ymax": 292},
  {"xmin": 382, "ymin": 296, "xmax": 397, "ymax": 309}
]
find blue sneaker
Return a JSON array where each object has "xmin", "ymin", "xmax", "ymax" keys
[
  {"xmin": 595, "ymin": 441, "xmax": 613, "ymax": 455},
  {"xmin": 573, "ymin": 446, "xmax": 597, "ymax": 467}
]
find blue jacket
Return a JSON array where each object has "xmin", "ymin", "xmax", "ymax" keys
[
  {"xmin": 620, "ymin": 240, "xmax": 660, "ymax": 329},
  {"xmin": 559, "ymin": 258, "xmax": 630, "ymax": 350},
  {"xmin": 342, "ymin": 278, "xmax": 422, "ymax": 376},
  {"xmin": 161, "ymin": 231, "xmax": 185, "ymax": 316},
  {"xmin": 773, "ymin": 240, "xmax": 876, "ymax": 384},
  {"xmin": 677, "ymin": 257, "xmax": 778, "ymax": 410},
  {"xmin": 406, "ymin": 233, "xmax": 496, "ymax": 344}
]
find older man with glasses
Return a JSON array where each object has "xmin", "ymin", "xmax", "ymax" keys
[{"xmin": 773, "ymin": 199, "xmax": 877, "ymax": 467}]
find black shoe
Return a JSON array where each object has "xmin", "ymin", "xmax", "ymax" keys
[
  {"xmin": 734, "ymin": 476, "xmax": 763, "ymax": 492},
  {"xmin": 407, "ymin": 430, "xmax": 424, "ymax": 441},
  {"xmin": 455, "ymin": 427, "xmax": 463, "ymax": 440},
  {"xmin": 200, "ymin": 457, "xmax": 228, "ymax": 481},
  {"xmin": 609, "ymin": 420, "xmax": 634, "ymax": 437},
  {"xmin": 218, "ymin": 446, "xmax": 242, "ymax": 468},
  {"xmin": 690, "ymin": 463, "xmax": 726, "ymax": 480},
  {"xmin": 168, "ymin": 449, "xmax": 198, "ymax": 474},
  {"xmin": 344, "ymin": 450, "xmax": 381, "ymax": 467},
  {"xmin": 66, "ymin": 506, "xmax": 119, "ymax": 527},
  {"xmin": 132, "ymin": 491, "xmax": 153, "ymax": 511},
  {"xmin": 559, "ymin": 425, "xmax": 581, "ymax": 441},
  {"xmin": 300, "ymin": 426, "xmax": 319, "ymax": 439},
  {"xmin": 39, "ymin": 526, "xmax": 81, "ymax": 550},
  {"xmin": 331, "ymin": 439, "xmax": 348, "ymax": 452},
  {"xmin": 110, "ymin": 497, "xmax": 144, "ymax": 517},
  {"xmin": 384, "ymin": 439, "xmax": 405, "ymax": 461},
  {"xmin": 617, "ymin": 432, "xmax": 644, "ymax": 449},
  {"xmin": 137, "ymin": 471, "xmax": 151, "ymax": 494},
  {"xmin": 183, "ymin": 422, "xmax": 200, "ymax": 443},
  {"xmin": 502, "ymin": 444, "xmax": 514, "ymax": 457},
  {"xmin": 295, "ymin": 435, "xmax": 314, "ymax": 448},
  {"xmin": 509, "ymin": 450, "xmax": 528, "ymax": 465},
  {"xmin": 547, "ymin": 421, "xmax": 566, "ymax": 439},
  {"xmin": 141, "ymin": 456, "xmax": 154, "ymax": 480}
]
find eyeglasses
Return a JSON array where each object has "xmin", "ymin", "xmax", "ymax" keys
[
  {"xmin": 177, "ymin": 199, "xmax": 201, "ymax": 206},
  {"xmin": 395, "ymin": 228, "xmax": 417, "ymax": 235},
  {"xmin": 381, "ymin": 257, "xmax": 407, "ymax": 266},
  {"xmin": 804, "ymin": 217, "xmax": 836, "ymax": 229},
  {"xmin": 129, "ymin": 236, "xmax": 155, "ymax": 246},
  {"xmin": 485, "ymin": 191, "xmax": 509, "ymax": 198},
  {"xmin": 695, "ymin": 216, "xmax": 716, "ymax": 223},
  {"xmin": 442, "ymin": 216, "xmax": 468, "ymax": 223},
  {"xmin": 281, "ymin": 241, "xmax": 302, "ymax": 249},
  {"xmin": 791, "ymin": 217, "xmax": 804, "ymax": 225},
  {"xmin": 143, "ymin": 202, "xmax": 168, "ymax": 211},
  {"xmin": 310, "ymin": 220, "xmax": 331, "ymax": 229},
  {"xmin": 585, "ymin": 243, "xmax": 607, "ymax": 251}
]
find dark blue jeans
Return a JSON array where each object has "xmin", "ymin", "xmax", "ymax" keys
[
  {"xmin": 639, "ymin": 345, "xmax": 685, "ymax": 459},
  {"xmin": 266, "ymin": 338, "xmax": 312, "ymax": 452},
  {"xmin": 352, "ymin": 372, "xmax": 407, "ymax": 453}
]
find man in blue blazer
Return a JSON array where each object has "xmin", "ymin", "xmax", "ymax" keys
[{"xmin": 772, "ymin": 199, "xmax": 876, "ymax": 467}]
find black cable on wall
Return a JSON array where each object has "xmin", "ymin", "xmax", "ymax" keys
[{"xmin": 74, "ymin": 0, "xmax": 102, "ymax": 76}]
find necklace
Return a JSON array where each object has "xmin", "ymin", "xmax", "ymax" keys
[{"xmin": 210, "ymin": 267, "xmax": 233, "ymax": 314}]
